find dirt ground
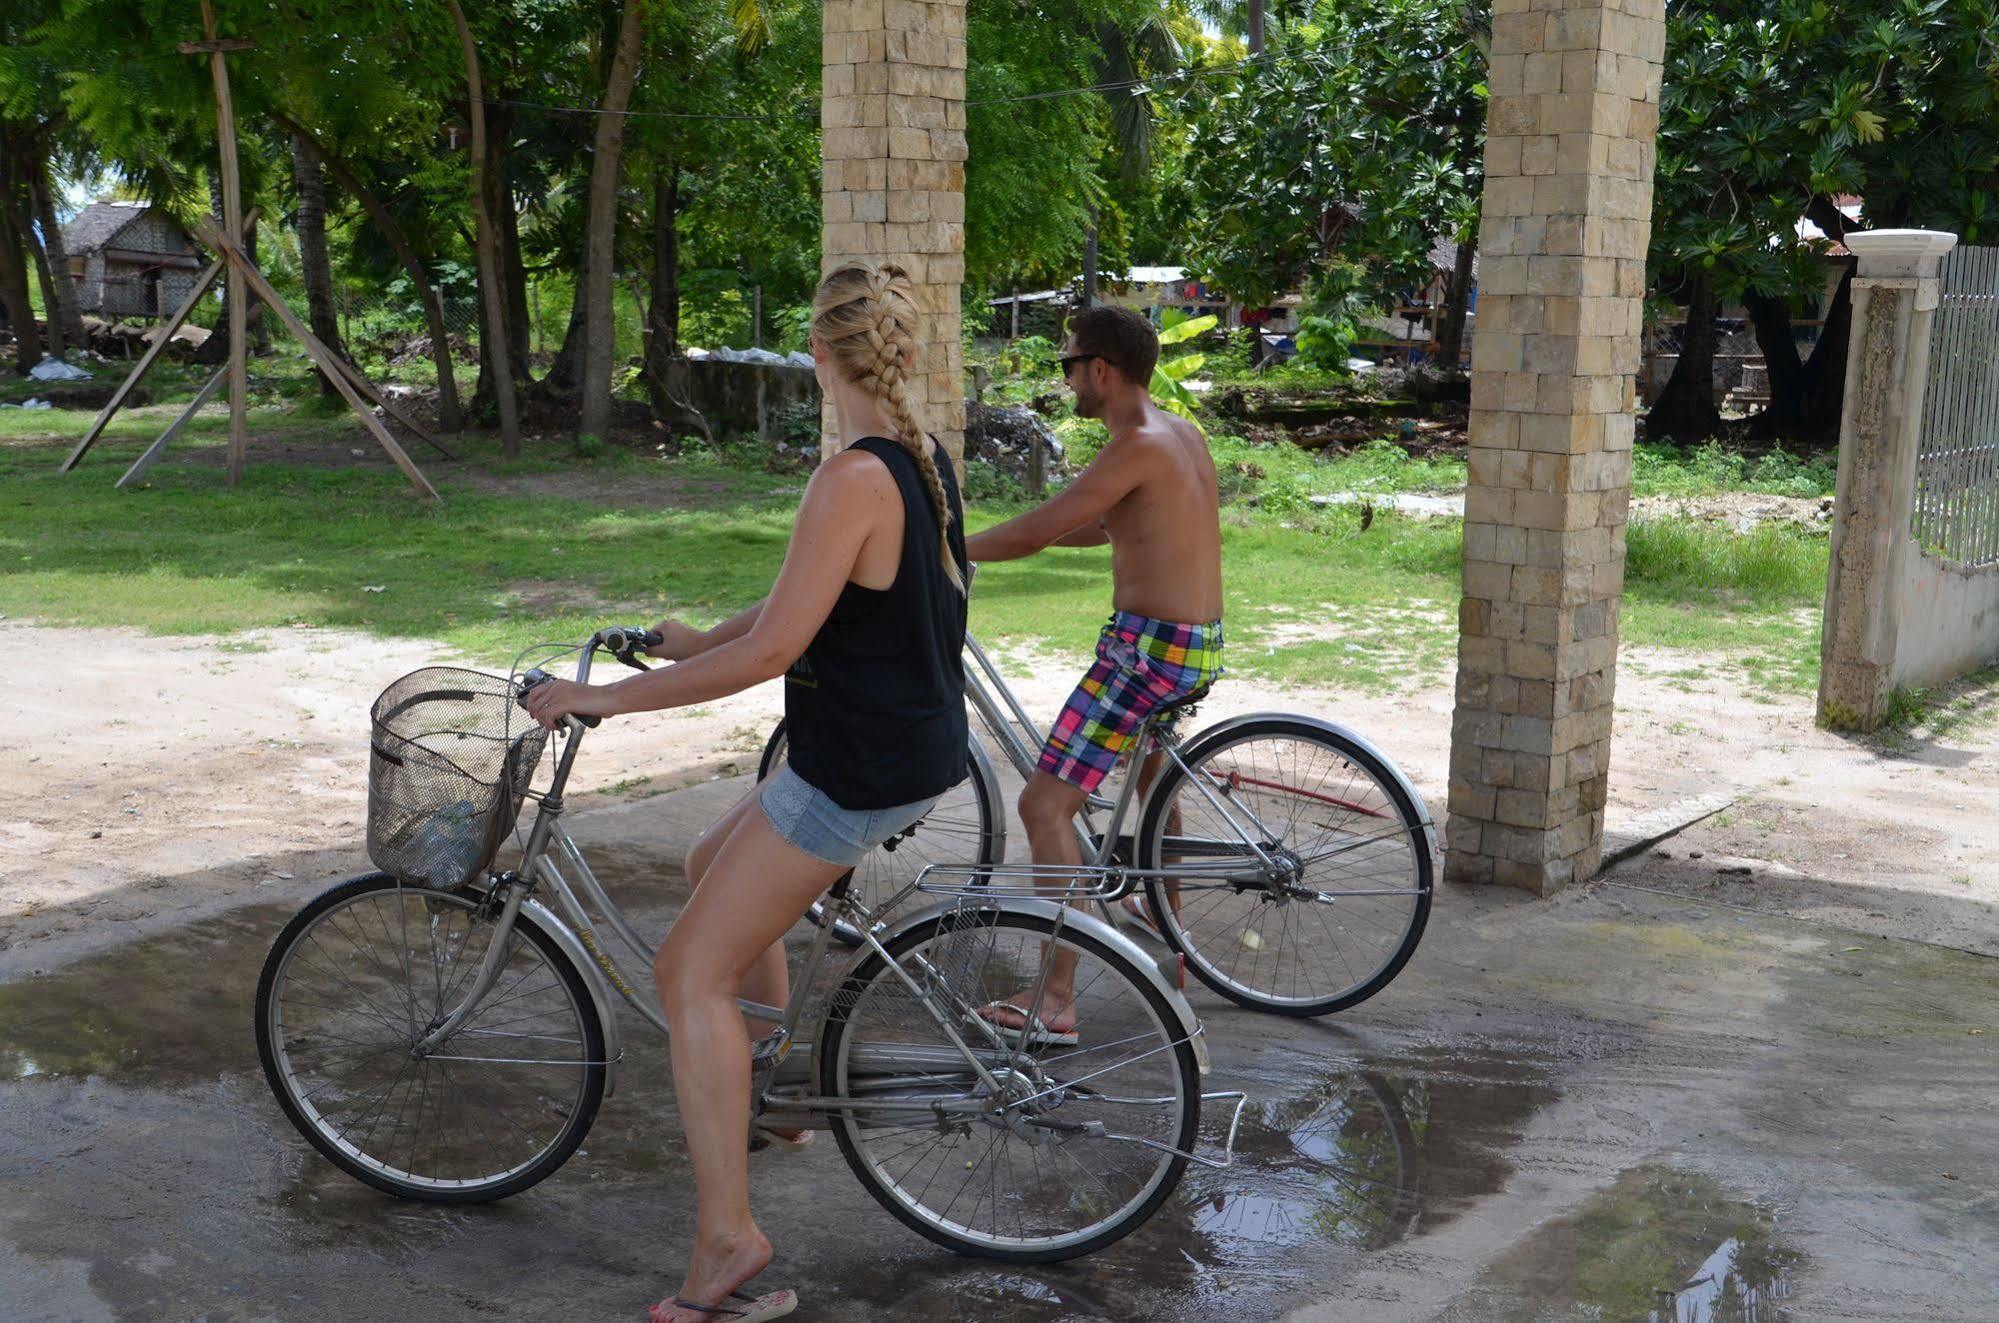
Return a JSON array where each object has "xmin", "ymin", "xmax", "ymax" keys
[{"xmin": 4, "ymin": 613, "xmax": 1995, "ymax": 969}]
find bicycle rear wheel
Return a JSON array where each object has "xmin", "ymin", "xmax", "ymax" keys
[
  {"xmin": 760, "ymin": 719, "xmax": 1005, "ymax": 945},
  {"xmin": 819, "ymin": 907, "xmax": 1201, "ymax": 1262},
  {"xmin": 1135, "ymin": 717, "xmax": 1432, "ymax": 1017},
  {"xmin": 255, "ymin": 873, "xmax": 606, "ymax": 1202}
]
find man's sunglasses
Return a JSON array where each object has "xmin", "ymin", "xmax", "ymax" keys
[{"xmin": 1059, "ymin": 352, "xmax": 1102, "ymax": 376}]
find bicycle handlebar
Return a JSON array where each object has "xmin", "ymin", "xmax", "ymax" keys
[{"xmin": 515, "ymin": 625, "xmax": 665, "ymax": 731}]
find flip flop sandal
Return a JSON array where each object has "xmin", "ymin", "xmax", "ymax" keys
[
  {"xmin": 965, "ymin": 1002, "xmax": 1080, "ymax": 1048},
  {"xmin": 1119, "ymin": 893, "xmax": 1169, "ymax": 943},
  {"xmin": 650, "ymin": 1287, "xmax": 798, "ymax": 1323},
  {"xmin": 749, "ymin": 1124, "xmax": 814, "ymax": 1154}
]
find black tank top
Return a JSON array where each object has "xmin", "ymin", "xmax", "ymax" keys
[{"xmin": 783, "ymin": 437, "xmax": 969, "ymax": 810}]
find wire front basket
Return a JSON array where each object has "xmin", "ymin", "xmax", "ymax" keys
[{"xmin": 367, "ymin": 667, "xmax": 548, "ymax": 889}]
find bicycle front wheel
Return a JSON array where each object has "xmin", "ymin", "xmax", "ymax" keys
[
  {"xmin": 255, "ymin": 873, "xmax": 606, "ymax": 1202},
  {"xmin": 760, "ymin": 719, "xmax": 1005, "ymax": 946},
  {"xmin": 819, "ymin": 907, "xmax": 1201, "ymax": 1262},
  {"xmin": 1136, "ymin": 718, "xmax": 1432, "ymax": 1017}
]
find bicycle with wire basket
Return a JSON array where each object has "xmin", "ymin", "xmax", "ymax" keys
[
  {"xmin": 254, "ymin": 626, "xmax": 1246, "ymax": 1262},
  {"xmin": 762, "ymin": 631, "xmax": 1439, "ymax": 1018}
]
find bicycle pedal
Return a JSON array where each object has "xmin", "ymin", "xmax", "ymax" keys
[{"xmin": 1156, "ymin": 953, "xmax": 1186, "ymax": 991}]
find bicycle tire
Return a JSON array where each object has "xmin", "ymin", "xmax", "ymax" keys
[
  {"xmin": 255, "ymin": 872, "xmax": 607, "ymax": 1203},
  {"xmin": 819, "ymin": 907, "xmax": 1200, "ymax": 1262},
  {"xmin": 759, "ymin": 719, "xmax": 1005, "ymax": 945},
  {"xmin": 1135, "ymin": 717, "xmax": 1432, "ymax": 1017}
]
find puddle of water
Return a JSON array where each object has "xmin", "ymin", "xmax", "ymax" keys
[
  {"xmin": 1178, "ymin": 1049, "xmax": 1557, "ymax": 1264},
  {"xmin": 0, "ymin": 905, "xmax": 285, "ymax": 1084},
  {"xmin": 1443, "ymin": 1165, "xmax": 1799, "ymax": 1322}
]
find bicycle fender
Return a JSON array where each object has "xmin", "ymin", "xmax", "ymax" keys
[
  {"xmin": 517, "ymin": 896, "xmax": 625, "ymax": 1096},
  {"xmin": 1175, "ymin": 711, "xmax": 1438, "ymax": 863},
  {"xmin": 878, "ymin": 897, "xmax": 1211, "ymax": 1075}
]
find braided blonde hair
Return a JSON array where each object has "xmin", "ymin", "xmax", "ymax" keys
[{"xmin": 811, "ymin": 260, "xmax": 964, "ymax": 592}]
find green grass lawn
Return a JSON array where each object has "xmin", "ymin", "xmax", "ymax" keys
[{"xmin": 0, "ymin": 395, "xmax": 1831, "ymax": 696}]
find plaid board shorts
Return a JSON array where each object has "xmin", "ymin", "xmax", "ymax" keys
[{"xmin": 1038, "ymin": 612, "xmax": 1224, "ymax": 793}]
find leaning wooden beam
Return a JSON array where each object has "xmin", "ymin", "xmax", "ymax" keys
[
  {"xmin": 59, "ymin": 207, "xmax": 258, "ymax": 475},
  {"xmin": 115, "ymin": 367, "xmax": 227, "ymax": 488},
  {"xmin": 326, "ymin": 353, "xmax": 458, "ymax": 460},
  {"xmin": 191, "ymin": 218, "xmax": 440, "ymax": 500},
  {"xmin": 60, "ymin": 261, "xmax": 222, "ymax": 472}
]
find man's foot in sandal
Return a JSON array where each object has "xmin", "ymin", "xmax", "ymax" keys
[
  {"xmin": 649, "ymin": 1226, "xmax": 782, "ymax": 1323},
  {"xmin": 749, "ymin": 1123, "xmax": 813, "ymax": 1154},
  {"xmin": 1119, "ymin": 893, "xmax": 1169, "ymax": 943},
  {"xmin": 970, "ymin": 994, "xmax": 1079, "ymax": 1046}
]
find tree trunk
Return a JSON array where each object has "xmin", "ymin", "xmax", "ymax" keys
[
  {"xmin": 290, "ymin": 132, "xmax": 347, "ymax": 396},
  {"xmin": 1741, "ymin": 287, "xmax": 1807, "ymax": 443},
  {"xmin": 536, "ymin": 275, "xmax": 589, "ymax": 402},
  {"xmin": 1080, "ymin": 208, "xmax": 1100, "ymax": 309},
  {"xmin": 28, "ymin": 166, "xmax": 85, "ymax": 351},
  {"xmin": 1647, "ymin": 270, "xmax": 1720, "ymax": 443},
  {"xmin": 1799, "ymin": 263, "xmax": 1854, "ymax": 445},
  {"xmin": 277, "ymin": 111, "xmax": 462, "ymax": 430},
  {"xmin": 17, "ymin": 192, "xmax": 63, "ymax": 356},
  {"xmin": 445, "ymin": 0, "xmax": 521, "ymax": 455},
  {"xmin": 1247, "ymin": 0, "xmax": 1265, "ymax": 54},
  {"xmin": 0, "ymin": 198, "xmax": 43, "ymax": 373},
  {"xmin": 487, "ymin": 103, "xmax": 532, "ymax": 385},
  {"xmin": 1433, "ymin": 237, "xmax": 1475, "ymax": 373},
  {"xmin": 644, "ymin": 163, "xmax": 682, "ymax": 421},
  {"xmin": 578, "ymin": 0, "xmax": 647, "ymax": 442}
]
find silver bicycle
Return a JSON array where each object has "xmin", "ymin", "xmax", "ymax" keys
[
  {"xmin": 255, "ymin": 627, "xmax": 1244, "ymax": 1262},
  {"xmin": 763, "ymin": 631, "xmax": 1438, "ymax": 1018}
]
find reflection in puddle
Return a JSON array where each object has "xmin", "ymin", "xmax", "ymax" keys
[
  {"xmin": 0, "ymin": 905, "xmax": 285, "ymax": 1084},
  {"xmin": 1446, "ymin": 1166, "xmax": 1799, "ymax": 1322},
  {"xmin": 1180, "ymin": 1050, "xmax": 1557, "ymax": 1261}
]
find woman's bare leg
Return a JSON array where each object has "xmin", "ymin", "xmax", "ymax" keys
[
  {"xmin": 681, "ymin": 779, "xmax": 789, "ymax": 1036},
  {"xmin": 651, "ymin": 809, "xmax": 846, "ymax": 1322}
]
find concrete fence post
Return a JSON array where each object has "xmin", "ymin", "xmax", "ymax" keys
[{"xmin": 1817, "ymin": 229, "xmax": 1959, "ymax": 730}]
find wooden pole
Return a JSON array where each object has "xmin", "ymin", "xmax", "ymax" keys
[
  {"xmin": 60, "ymin": 259, "xmax": 223, "ymax": 472},
  {"xmin": 198, "ymin": 0, "xmax": 249, "ymax": 487},
  {"xmin": 193, "ymin": 218, "xmax": 440, "ymax": 500},
  {"xmin": 116, "ymin": 368, "xmax": 226, "ymax": 488},
  {"xmin": 59, "ymin": 208, "xmax": 257, "ymax": 474},
  {"xmin": 325, "ymin": 353, "xmax": 457, "ymax": 459}
]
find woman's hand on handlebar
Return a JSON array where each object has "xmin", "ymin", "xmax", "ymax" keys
[
  {"xmin": 644, "ymin": 618, "xmax": 706, "ymax": 663},
  {"xmin": 521, "ymin": 676, "xmax": 616, "ymax": 731}
]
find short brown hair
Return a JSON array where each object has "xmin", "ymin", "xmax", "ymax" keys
[{"xmin": 1068, "ymin": 305, "xmax": 1159, "ymax": 385}]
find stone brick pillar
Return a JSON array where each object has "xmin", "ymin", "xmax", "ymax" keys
[
  {"xmin": 820, "ymin": 0, "xmax": 968, "ymax": 461},
  {"xmin": 1445, "ymin": 0, "xmax": 1667, "ymax": 895},
  {"xmin": 1816, "ymin": 229, "xmax": 1959, "ymax": 730}
]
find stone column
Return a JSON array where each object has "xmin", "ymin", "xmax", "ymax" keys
[
  {"xmin": 1445, "ymin": 0, "xmax": 1667, "ymax": 896},
  {"xmin": 820, "ymin": 0, "xmax": 968, "ymax": 460},
  {"xmin": 1816, "ymin": 229, "xmax": 1959, "ymax": 730}
]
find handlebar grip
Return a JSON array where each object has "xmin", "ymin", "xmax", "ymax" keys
[{"xmin": 517, "ymin": 668, "xmax": 600, "ymax": 729}]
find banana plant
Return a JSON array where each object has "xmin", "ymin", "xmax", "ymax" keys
[{"xmin": 1151, "ymin": 310, "xmax": 1218, "ymax": 432}]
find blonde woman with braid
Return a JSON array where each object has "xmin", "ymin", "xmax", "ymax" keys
[{"xmin": 523, "ymin": 261, "xmax": 968, "ymax": 1323}]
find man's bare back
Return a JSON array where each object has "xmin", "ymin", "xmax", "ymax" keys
[{"xmin": 1098, "ymin": 402, "xmax": 1223, "ymax": 625}]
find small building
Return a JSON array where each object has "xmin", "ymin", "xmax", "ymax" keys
[{"xmin": 61, "ymin": 201, "xmax": 202, "ymax": 320}]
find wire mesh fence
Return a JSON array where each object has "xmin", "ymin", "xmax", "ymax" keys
[{"xmin": 1912, "ymin": 245, "xmax": 1999, "ymax": 567}]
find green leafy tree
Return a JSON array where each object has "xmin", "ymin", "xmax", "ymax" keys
[
  {"xmin": 1181, "ymin": 0, "xmax": 1485, "ymax": 365},
  {"xmin": 1648, "ymin": 0, "xmax": 1999, "ymax": 443}
]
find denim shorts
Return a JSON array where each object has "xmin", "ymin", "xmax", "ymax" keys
[{"xmin": 758, "ymin": 763, "xmax": 942, "ymax": 868}]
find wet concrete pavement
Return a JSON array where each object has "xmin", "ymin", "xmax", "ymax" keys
[{"xmin": 2, "ymin": 783, "xmax": 1996, "ymax": 1322}]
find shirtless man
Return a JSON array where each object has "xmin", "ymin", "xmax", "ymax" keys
[{"xmin": 964, "ymin": 304, "xmax": 1224, "ymax": 1041}]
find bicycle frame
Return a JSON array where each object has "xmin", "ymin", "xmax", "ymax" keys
[
  {"xmin": 406, "ymin": 636, "xmax": 1244, "ymax": 1167},
  {"xmin": 957, "ymin": 633, "xmax": 1287, "ymax": 909}
]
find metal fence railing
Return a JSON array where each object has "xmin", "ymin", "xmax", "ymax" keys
[{"xmin": 1912, "ymin": 245, "xmax": 1999, "ymax": 566}]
